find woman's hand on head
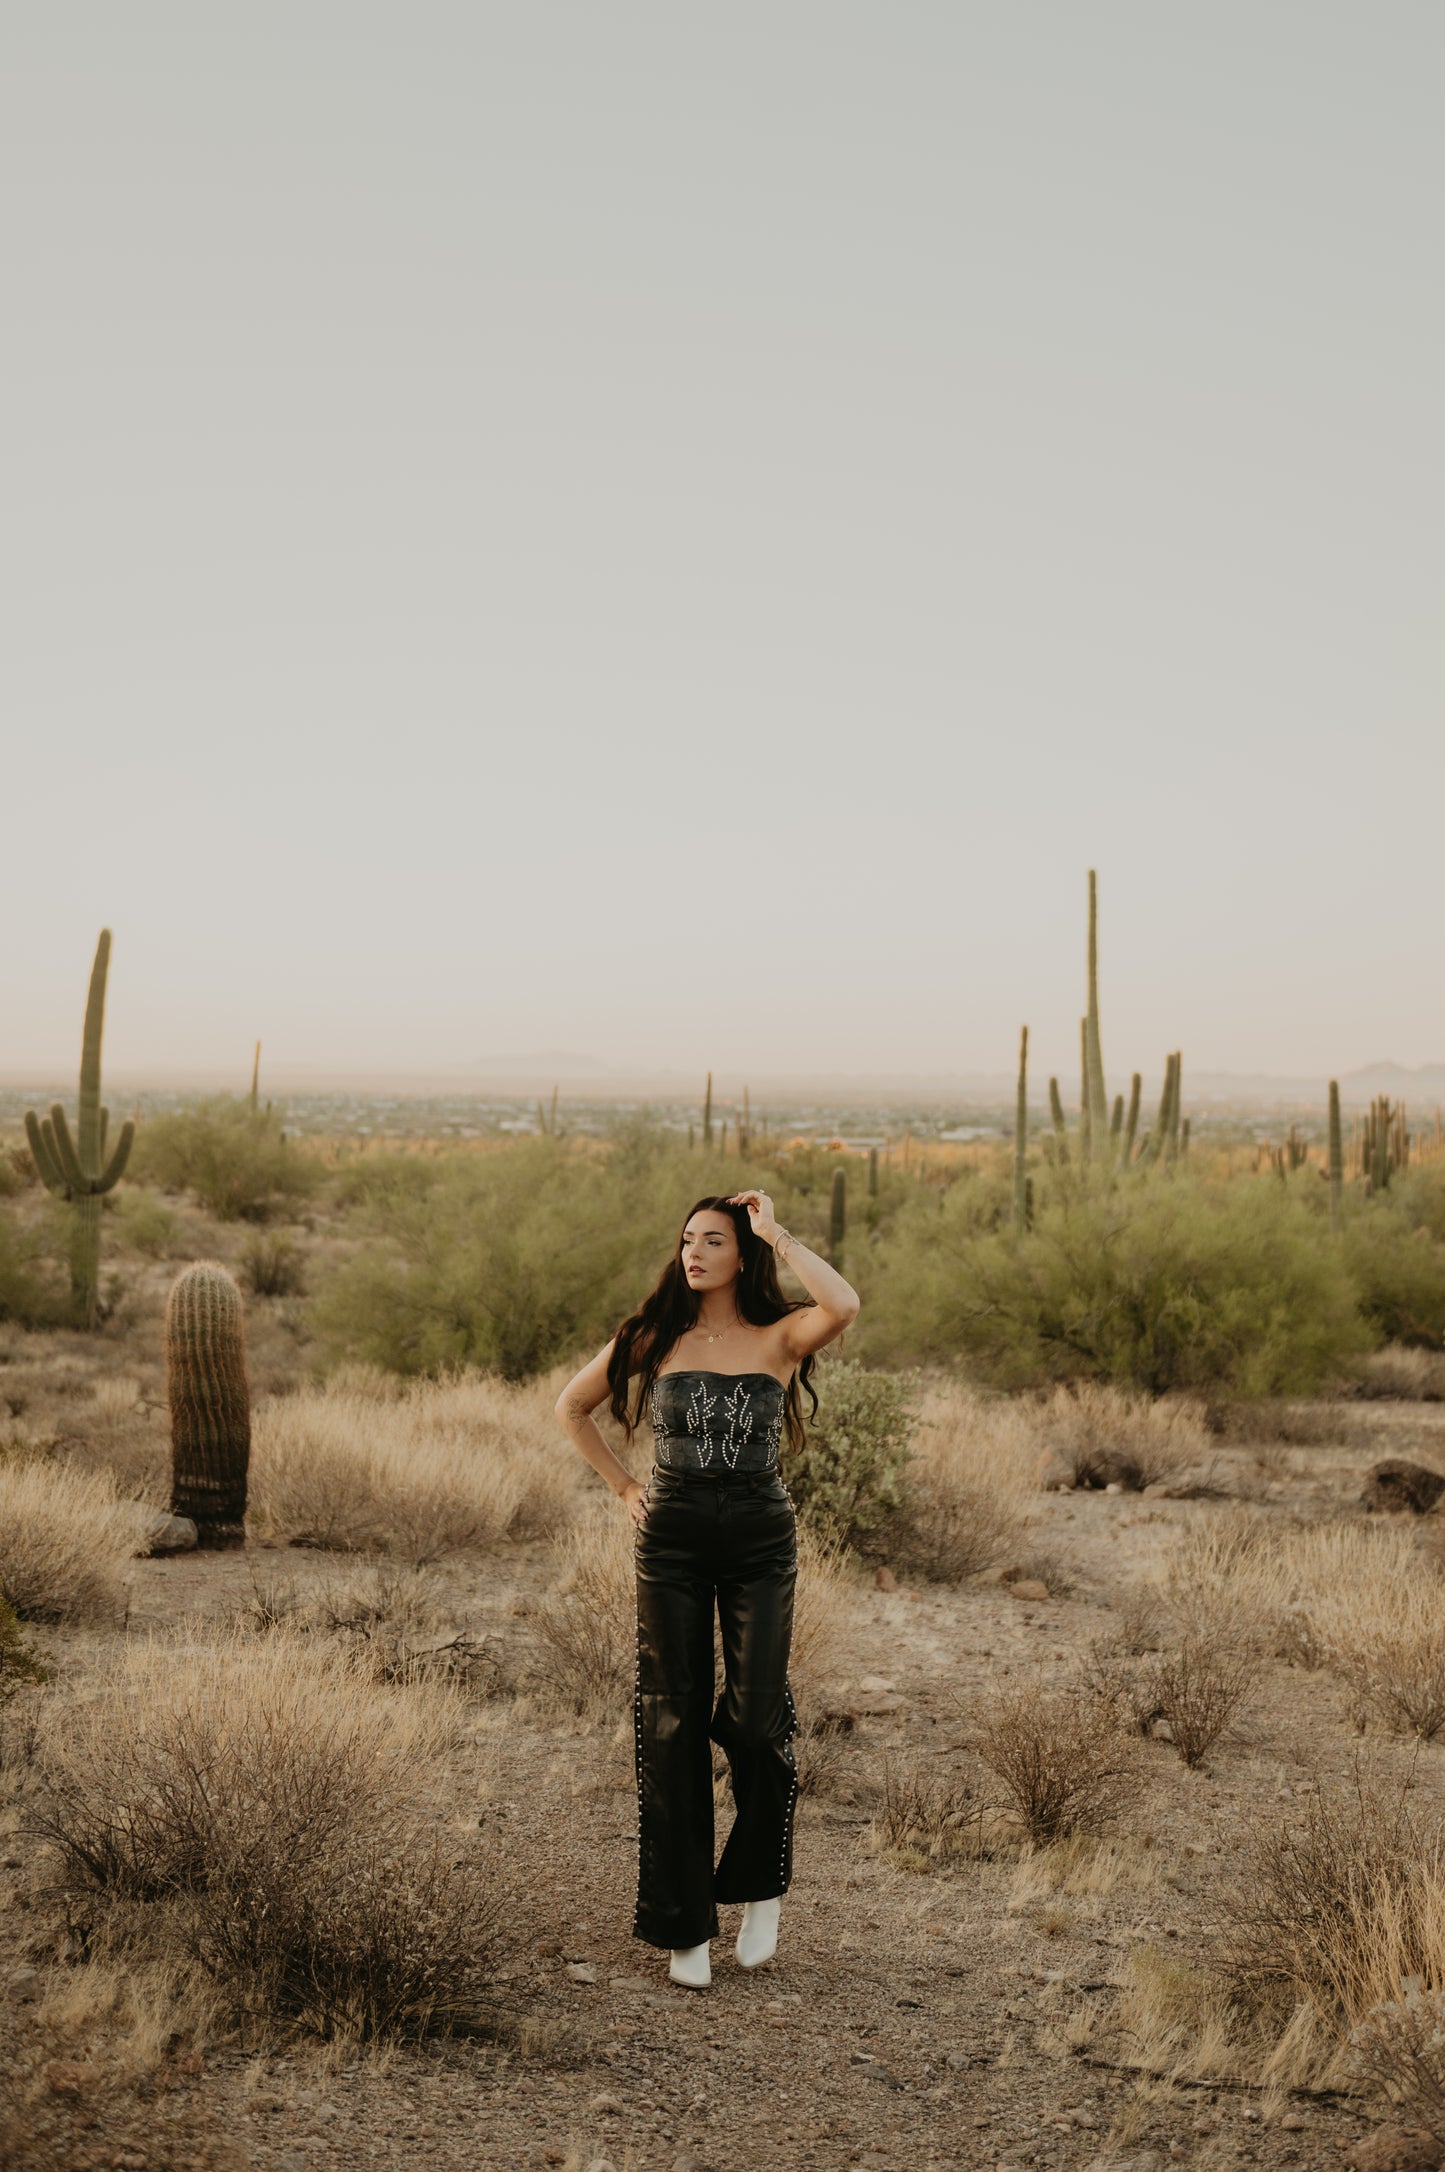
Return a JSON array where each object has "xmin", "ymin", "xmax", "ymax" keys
[
  {"xmin": 622, "ymin": 1477, "xmax": 649, "ymax": 1531},
  {"xmin": 728, "ymin": 1188, "xmax": 780, "ymax": 1247}
]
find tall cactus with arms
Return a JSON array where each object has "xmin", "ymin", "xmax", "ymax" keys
[{"xmin": 24, "ymin": 929, "xmax": 135, "ymax": 1328}]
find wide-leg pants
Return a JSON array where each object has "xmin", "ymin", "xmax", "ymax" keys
[{"xmin": 632, "ymin": 1463, "xmax": 800, "ymax": 1951}]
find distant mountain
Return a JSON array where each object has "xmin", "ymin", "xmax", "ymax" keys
[
  {"xmin": 467, "ymin": 1051, "xmax": 609, "ymax": 1077},
  {"xmin": 1339, "ymin": 1062, "xmax": 1445, "ymax": 1101}
]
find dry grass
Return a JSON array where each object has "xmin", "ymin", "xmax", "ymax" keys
[
  {"xmin": 0, "ymin": 1455, "xmax": 136, "ymax": 1624},
  {"xmin": 1007, "ymin": 1832, "xmax": 1162, "ymax": 1910},
  {"xmin": 1357, "ymin": 1346, "xmax": 1445, "ymax": 1401},
  {"xmin": 1222, "ymin": 1761, "xmax": 1445, "ymax": 2112},
  {"xmin": 1328, "ymin": 1599, "xmax": 1445, "ymax": 1741},
  {"xmin": 1033, "ymin": 1381, "xmax": 1209, "ymax": 1492},
  {"xmin": 1164, "ymin": 1515, "xmax": 1445, "ymax": 1738},
  {"xmin": 871, "ymin": 1751, "xmax": 983, "ymax": 1865},
  {"xmin": 528, "ymin": 1510, "xmax": 637, "ymax": 1718},
  {"xmin": 33, "ymin": 1631, "xmax": 507, "ymax": 2043},
  {"xmin": 887, "ymin": 1386, "xmax": 1034, "ymax": 1581},
  {"xmin": 1109, "ymin": 1942, "xmax": 1239, "ymax": 2084},
  {"xmin": 1216, "ymin": 1754, "xmax": 1434, "ymax": 2041},
  {"xmin": 1147, "ymin": 1635, "xmax": 1257, "ymax": 1767},
  {"xmin": 239, "ymin": 1562, "xmax": 501, "ymax": 1695},
  {"xmin": 249, "ymin": 1370, "xmax": 576, "ymax": 1562},
  {"xmin": 971, "ymin": 1676, "xmax": 1135, "ymax": 1845},
  {"xmin": 1159, "ymin": 1509, "xmax": 1437, "ymax": 1660}
]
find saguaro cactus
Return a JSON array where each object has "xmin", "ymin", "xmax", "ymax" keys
[
  {"xmin": 703, "ymin": 1072, "xmax": 714, "ymax": 1150},
  {"xmin": 1140, "ymin": 1053, "xmax": 1177, "ymax": 1168},
  {"xmin": 1328, "ymin": 1080, "xmax": 1344, "ymax": 1229},
  {"xmin": 1048, "ymin": 1078, "xmax": 1070, "ymax": 1164},
  {"xmin": 25, "ymin": 929, "xmax": 135, "ymax": 1329},
  {"xmin": 1078, "ymin": 1018, "xmax": 1092, "ymax": 1161},
  {"xmin": 829, "ymin": 1166, "xmax": 847, "ymax": 1270},
  {"xmin": 867, "ymin": 1146, "xmax": 879, "ymax": 1199},
  {"xmin": 167, "ymin": 1261, "xmax": 251, "ymax": 1548},
  {"xmin": 1013, "ymin": 1026, "xmax": 1030, "ymax": 1227},
  {"xmin": 1167, "ymin": 1052, "xmax": 1185, "ymax": 1165},
  {"xmin": 1084, "ymin": 871, "xmax": 1110, "ymax": 1165},
  {"xmin": 1120, "ymin": 1073, "xmax": 1142, "ymax": 1167}
]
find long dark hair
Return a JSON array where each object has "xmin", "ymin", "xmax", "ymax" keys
[{"xmin": 607, "ymin": 1195, "xmax": 819, "ymax": 1453}]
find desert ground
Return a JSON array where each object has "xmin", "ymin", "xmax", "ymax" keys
[{"xmin": 6, "ymin": 1190, "xmax": 1445, "ymax": 2172}]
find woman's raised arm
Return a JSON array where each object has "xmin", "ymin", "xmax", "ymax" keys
[{"xmin": 727, "ymin": 1187, "xmax": 860, "ymax": 1359}]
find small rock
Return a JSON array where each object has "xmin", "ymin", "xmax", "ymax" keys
[
  {"xmin": 1105, "ymin": 1481, "xmax": 1126, "ymax": 1495},
  {"xmin": 873, "ymin": 1566, "xmax": 898, "ymax": 1591},
  {"xmin": 567, "ymin": 1962, "xmax": 599, "ymax": 1984},
  {"xmin": 544, "ymin": 2154, "xmax": 566, "ymax": 2167},
  {"xmin": 858, "ymin": 1674, "xmax": 897, "ymax": 1693},
  {"xmin": 43, "ymin": 2060, "xmax": 100, "ymax": 2095},
  {"xmin": 1141, "ymin": 1481, "xmax": 1172, "ymax": 1499},
  {"xmin": 1346, "ymin": 2128, "xmax": 1443, "ymax": 2172},
  {"xmin": 128, "ymin": 1504, "xmax": 199, "ymax": 1555},
  {"xmin": 671, "ymin": 2157, "xmax": 709, "ymax": 2172},
  {"xmin": 588, "ymin": 2091, "xmax": 623, "ymax": 2114},
  {"xmin": 1361, "ymin": 1461, "xmax": 1445, "ymax": 1516},
  {"xmin": 1279, "ymin": 2112, "xmax": 1306, "ymax": 2130},
  {"xmin": 608, "ymin": 1974, "xmax": 653, "ymax": 1993},
  {"xmin": 586, "ymin": 2161, "xmax": 618, "ymax": 2172},
  {"xmin": 5, "ymin": 1966, "xmax": 40, "ymax": 2003},
  {"xmin": 1150, "ymin": 1718, "xmax": 1175, "ymax": 1742},
  {"xmin": 1009, "ymin": 1580, "xmax": 1051, "ymax": 1603}
]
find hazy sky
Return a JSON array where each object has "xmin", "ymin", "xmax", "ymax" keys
[{"xmin": 3, "ymin": 4, "xmax": 1441, "ymax": 1086}]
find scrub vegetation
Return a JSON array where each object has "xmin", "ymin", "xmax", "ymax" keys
[{"xmin": 4, "ymin": 897, "xmax": 1445, "ymax": 2160}]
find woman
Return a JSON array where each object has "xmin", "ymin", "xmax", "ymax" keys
[{"xmin": 554, "ymin": 1184, "xmax": 859, "ymax": 1987}]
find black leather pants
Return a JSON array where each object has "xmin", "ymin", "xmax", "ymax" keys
[{"xmin": 632, "ymin": 1463, "xmax": 800, "ymax": 1951}]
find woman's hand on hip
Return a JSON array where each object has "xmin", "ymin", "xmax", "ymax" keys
[
  {"xmin": 621, "ymin": 1478, "xmax": 650, "ymax": 1531},
  {"xmin": 728, "ymin": 1187, "xmax": 781, "ymax": 1247}
]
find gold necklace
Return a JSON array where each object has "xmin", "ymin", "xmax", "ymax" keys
[{"xmin": 698, "ymin": 1318, "xmax": 739, "ymax": 1345}]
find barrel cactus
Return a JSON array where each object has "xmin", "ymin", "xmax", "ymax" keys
[{"xmin": 167, "ymin": 1261, "xmax": 252, "ymax": 1548}]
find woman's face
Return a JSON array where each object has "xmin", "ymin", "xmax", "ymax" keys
[{"xmin": 680, "ymin": 1210, "xmax": 741, "ymax": 1292}]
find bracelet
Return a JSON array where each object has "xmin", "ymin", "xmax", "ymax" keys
[{"xmin": 773, "ymin": 1227, "xmax": 795, "ymax": 1263}]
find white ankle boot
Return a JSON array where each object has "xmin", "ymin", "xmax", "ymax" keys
[
  {"xmin": 735, "ymin": 1897, "xmax": 781, "ymax": 1970},
  {"xmin": 668, "ymin": 1940, "xmax": 712, "ymax": 1989}
]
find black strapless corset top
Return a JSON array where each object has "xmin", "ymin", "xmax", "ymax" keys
[{"xmin": 650, "ymin": 1370, "xmax": 787, "ymax": 1473}]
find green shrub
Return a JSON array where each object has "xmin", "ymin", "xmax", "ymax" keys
[
  {"xmin": 857, "ymin": 1169, "xmax": 1366, "ymax": 1397},
  {"xmin": 132, "ymin": 1097, "xmax": 320, "ymax": 1221},
  {"xmin": 1342, "ymin": 1202, "xmax": 1445, "ymax": 1349},
  {"xmin": 0, "ymin": 1208, "xmax": 67, "ymax": 1328},
  {"xmin": 312, "ymin": 1133, "xmax": 752, "ymax": 1380},
  {"xmin": 785, "ymin": 1358, "xmax": 917, "ymax": 1542},
  {"xmin": 111, "ymin": 1186, "xmax": 179, "ymax": 1258}
]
